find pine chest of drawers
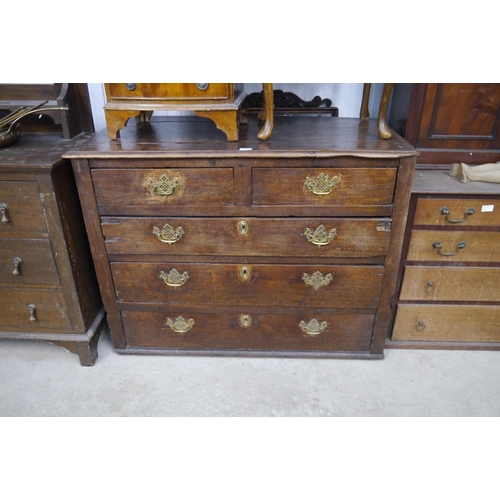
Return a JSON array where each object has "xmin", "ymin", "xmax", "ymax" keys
[
  {"xmin": 390, "ymin": 170, "xmax": 500, "ymax": 350},
  {"xmin": 0, "ymin": 133, "xmax": 105, "ymax": 365},
  {"xmin": 66, "ymin": 116, "xmax": 417, "ymax": 359}
]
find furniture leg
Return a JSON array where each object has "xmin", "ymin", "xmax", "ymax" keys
[
  {"xmin": 195, "ymin": 109, "xmax": 239, "ymax": 141},
  {"xmin": 377, "ymin": 83, "xmax": 394, "ymax": 139},
  {"xmin": 257, "ymin": 83, "xmax": 274, "ymax": 141},
  {"xmin": 104, "ymin": 109, "xmax": 142, "ymax": 139},
  {"xmin": 360, "ymin": 83, "xmax": 372, "ymax": 121}
]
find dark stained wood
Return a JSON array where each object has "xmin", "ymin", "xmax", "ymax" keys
[
  {"xmin": 66, "ymin": 116, "xmax": 417, "ymax": 359},
  {"xmin": 0, "ymin": 134, "xmax": 104, "ymax": 365}
]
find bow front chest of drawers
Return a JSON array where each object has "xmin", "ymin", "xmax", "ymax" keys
[
  {"xmin": 0, "ymin": 133, "xmax": 104, "ymax": 365},
  {"xmin": 66, "ymin": 116, "xmax": 417, "ymax": 359}
]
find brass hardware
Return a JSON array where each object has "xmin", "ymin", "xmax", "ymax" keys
[
  {"xmin": 439, "ymin": 206, "xmax": 475, "ymax": 224},
  {"xmin": 304, "ymin": 224, "xmax": 337, "ymax": 246},
  {"xmin": 0, "ymin": 203, "xmax": 10, "ymax": 223},
  {"xmin": 149, "ymin": 173, "xmax": 181, "ymax": 197},
  {"xmin": 302, "ymin": 271, "xmax": 333, "ymax": 290},
  {"xmin": 299, "ymin": 318, "xmax": 328, "ymax": 335},
  {"xmin": 159, "ymin": 268, "xmax": 190, "ymax": 287},
  {"xmin": 125, "ymin": 83, "xmax": 136, "ymax": 91},
  {"xmin": 239, "ymin": 266, "xmax": 251, "ymax": 280},
  {"xmin": 305, "ymin": 172, "xmax": 341, "ymax": 195},
  {"xmin": 28, "ymin": 304, "xmax": 37, "ymax": 322},
  {"xmin": 376, "ymin": 221, "xmax": 392, "ymax": 232},
  {"xmin": 166, "ymin": 316, "xmax": 195, "ymax": 333},
  {"xmin": 239, "ymin": 314, "xmax": 252, "ymax": 328},
  {"xmin": 425, "ymin": 281, "xmax": 434, "ymax": 293},
  {"xmin": 432, "ymin": 241, "xmax": 466, "ymax": 257},
  {"xmin": 416, "ymin": 321, "xmax": 425, "ymax": 332},
  {"xmin": 12, "ymin": 257, "xmax": 22, "ymax": 276},
  {"xmin": 153, "ymin": 223, "xmax": 184, "ymax": 244},
  {"xmin": 196, "ymin": 83, "xmax": 209, "ymax": 91},
  {"xmin": 237, "ymin": 220, "xmax": 249, "ymax": 235}
]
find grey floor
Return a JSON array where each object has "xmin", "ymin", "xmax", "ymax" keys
[{"xmin": 1, "ymin": 327, "xmax": 499, "ymax": 417}]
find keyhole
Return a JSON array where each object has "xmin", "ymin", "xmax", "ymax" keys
[
  {"xmin": 237, "ymin": 220, "xmax": 249, "ymax": 235},
  {"xmin": 240, "ymin": 315, "xmax": 252, "ymax": 328},
  {"xmin": 240, "ymin": 266, "xmax": 250, "ymax": 280}
]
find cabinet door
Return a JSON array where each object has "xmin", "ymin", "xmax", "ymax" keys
[{"xmin": 416, "ymin": 83, "xmax": 500, "ymax": 150}]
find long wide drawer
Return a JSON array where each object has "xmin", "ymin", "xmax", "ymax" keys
[
  {"xmin": 0, "ymin": 238, "xmax": 59, "ymax": 285},
  {"xmin": 407, "ymin": 229, "xmax": 500, "ymax": 262},
  {"xmin": 392, "ymin": 304, "xmax": 500, "ymax": 342},
  {"xmin": 414, "ymin": 198, "xmax": 500, "ymax": 226},
  {"xmin": 102, "ymin": 217, "xmax": 391, "ymax": 258},
  {"xmin": 92, "ymin": 168, "xmax": 234, "ymax": 208},
  {"xmin": 400, "ymin": 266, "xmax": 500, "ymax": 301},
  {"xmin": 252, "ymin": 168, "xmax": 397, "ymax": 206},
  {"xmin": 0, "ymin": 287, "xmax": 71, "ymax": 332},
  {"xmin": 111, "ymin": 262, "xmax": 384, "ymax": 308},
  {"xmin": 106, "ymin": 83, "xmax": 231, "ymax": 100},
  {"xmin": 122, "ymin": 310, "xmax": 374, "ymax": 352}
]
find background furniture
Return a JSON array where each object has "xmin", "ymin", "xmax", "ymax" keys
[
  {"xmin": 0, "ymin": 84, "xmax": 94, "ymax": 139},
  {"xmin": 389, "ymin": 83, "xmax": 500, "ymax": 168},
  {"xmin": 389, "ymin": 170, "xmax": 500, "ymax": 350},
  {"xmin": 66, "ymin": 115, "xmax": 416, "ymax": 359},
  {"xmin": 0, "ymin": 133, "xmax": 105, "ymax": 365}
]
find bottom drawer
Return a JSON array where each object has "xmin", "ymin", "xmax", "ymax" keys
[
  {"xmin": 0, "ymin": 287, "xmax": 71, "ymax": 332},
  {"xmin": 122, "ymin": 310, "xmax": 374, "ymax": 352},
  {"xmin": 392, "ymin": 304, "xmax": 500, "ymax": 343}
]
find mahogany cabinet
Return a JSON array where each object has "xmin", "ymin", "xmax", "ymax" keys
[
  {"xmin": 66, "ymin": 116, "xmax": 417, "ymax": 359},
  {"xmin": 389, "ymin": 83, "xmax": 500, "ymax": 168},
  {"xmin": 389, "ymin": 170, "xmax": 500, "ymax": 350},
  {"xmin": 0, "ymin": 133, "xmax": 105, "ymax": 365}
]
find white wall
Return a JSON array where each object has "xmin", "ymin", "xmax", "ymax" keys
[{"xmin": 87, "ymin": 83, "xmax": 385, "ymax": 133}]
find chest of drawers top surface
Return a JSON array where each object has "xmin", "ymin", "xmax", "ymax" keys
[{"xmin": 65, "ymin": 116, "xmax": 417, "ymax": 160}]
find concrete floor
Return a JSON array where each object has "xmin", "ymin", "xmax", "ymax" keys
[{"xmin": 1, "ymin": 327, "xmax": 499, "ymax": 417}]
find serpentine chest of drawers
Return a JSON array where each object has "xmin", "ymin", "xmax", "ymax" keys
[
  {"xmin": 66, "ymin": 116, "xmax": 417, "ymax": 359},
  {"xmin": 0, "ymin": 133, "xmax": 104, "ymax": 365}
]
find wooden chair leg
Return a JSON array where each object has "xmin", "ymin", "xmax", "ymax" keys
[
  {"xmin": 377, "ymin": 83, "xmax": 394, "ymax": 139},
  {"xmin": 258, "ymin": 83, "xmax": 274, "ymax": 141},
  {"xmin": 360, "ymin": 83, "xmax": 372, "ymax": 121}
]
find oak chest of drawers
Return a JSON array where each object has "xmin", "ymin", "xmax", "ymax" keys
[
  {"xmin": 66, "ymin": 116, "xmax": 417, "ymax": 359},
  {"xmin": 0, "ymin": 133, "xmax": 105, "ymax": 365},
  {"xmin": 390, "ymin": 170, "xmax": 500, "ymax": 349}
]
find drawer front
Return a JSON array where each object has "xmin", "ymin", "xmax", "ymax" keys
[
  {"xmin": 400, "ymin": 266, "xmax": 500, "ymax": 302},
  {"xmin": 111, "ymin": 262, "xmax": 384, "ymax": 308},
  {"xmin": 392, "ymin": 304, "xmax": 500, "ymax": 343},
  {"xmin": 252, "ymin": 168, "xmax": 397, "ymax": 206},
  {"xmin": 414, "ymin": 198, "xmax": 500, "ymax": 226},
  {"xmin": 0, "ymin": 181, "xmax": 47, "ymax": 234},
  {"xmin": 107, "ymin": 83, "xmax": 230, "ymax": 100},
  {"xmin": 92, "ymin": 168, "xmax": 234, "ymax": 208},
  {"xmin": 102, "ymin": 217, "xmax": 391, "ymax": 258},
  {"xmin": 0, "ymin": 288, "xmax": 71, "ymax": 332},
  {"xmin": 122, "ymin": 310, "xmax": 374, "ymax": 352},
  {"xmin": 0, "ymin": 239, "xmax": 59, "ymax": 285},
  {"xmin": 407, "ymin": 229, "xmax": 500, "ymax": 262}
]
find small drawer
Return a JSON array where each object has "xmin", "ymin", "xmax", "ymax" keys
[
  {"xmin": 0, "ymin": 288, "xmax": 71, "ymax": 332},
  {"xmin": 400, "ymin": 266, "xmax": 500, "ymax": 302},
  {"xmin": 0, "ymin": 181, "xmax": 47, "ymax": 234},
  {"xmin": 414, "ymin": 198, "xmax": 500, "ymax": 227},
  {"xmin": 407, "ymin": 229, "xmax": 500, "ymax": 262},
  {"xmin": 102, "ymin": 217, "xmax": 391, "ymax": 258},
  {"xmin": 122, "ymin": 310, "xmax": 375, "ymax": 352},
  {"xmin": 392, "ymin": 304, "xmax": 500, "ymax": 343},
  {"xmin": 111, "ymin": 262, "xmax": 384, "ymax": 308},
  {"xmin": 106, "ymin": 83, "xmax": 230, "ymax": 100},
  {"xmin": 252, "ymin": 168, "xmax": 397, "ymax": 206},
  {"xmin": 92, "ymin": 168, "xmax": 234, "ymax": 208},
  {"xmin": 0, "ymin": 239, "xmax": 59, "ymax": 285}
]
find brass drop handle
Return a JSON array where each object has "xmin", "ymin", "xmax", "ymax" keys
[
  {"xmin": 425, "ymin": 280, "xmax": 434, "ymax": 293},
  {"xmin": 153, "ymin": 223, "xmax": 184, "ymax": 244},
  {"xmin": 304, "ymin": 225, "xmax": 338, "ymax": 246},
  {"xmin": 12, "ymin": 257, "xmax": 23, "ymax": 276},
  {"xmin": 125, "ymin": 83, "xmax": 136, "ymax": 91},
  {"xmin": 440, "ymin": 206, "xmax": 475, "ymax": 223},
  {"xmin": 299, "ymin": 318, "xmax": 328, "ymax": 335},
  {"xmin": 28, "ymin": 304, "xmax": 37, "ymax": 322},
  {"xmin": 304, "ymin": 173, "xmax": 341, "ymax": 196},
  {"xmin": 196, "ymin": 83, "xmax": 209, "ymax": 91},
  {"xmin": 415, "ymin": 320, "xmax": 425, "ymax": 331},
  {"xmin": 166, "ymin": 316, "xmax": 195, "ymax": 333},
  {"xmin": 149, "ymin": 173, "xmax": 181, "ymax": 197},
  {"xmin": 159, "ymin": 268, "xmax": 189, "ymax": 287},
  {"xmin": 432, "ymin": 241, "xmax": 466, "ymax": 256},
  {"xmin": 0, "ymin": 203, "xmax": 10, "ymax": 223}
]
